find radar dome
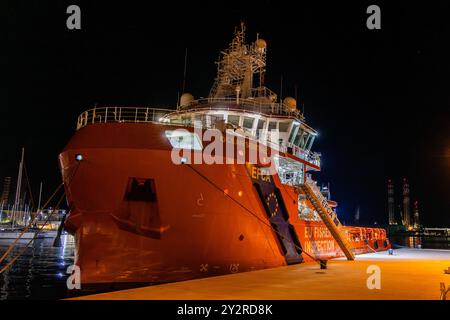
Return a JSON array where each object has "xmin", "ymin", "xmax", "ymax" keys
[
  {"xmin": 256, "ymin": 38, "xmax": 267, "ymax": 50},
  {"xmin": 180, "ymin": 93, "xmax": 194, "ymax": 107},
  {"xmin": 283, "ymin": 97, "xmax": 297, "ymax": 110}
]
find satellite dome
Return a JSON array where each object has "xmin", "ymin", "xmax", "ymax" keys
[
  {"xmin": 283, "ymin": 97, "xmax": 297, "ymax": 110},
  {"xmin": 180, "ymin": 93, "xmax": 194, "ymax": 107},
  {"xmin": 256, "ymin": 38, "xmax": 267, "ymax": 50}
]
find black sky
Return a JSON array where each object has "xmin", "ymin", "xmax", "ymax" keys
[{"xmin": 1, "ymin": 1, "xmax": 449, "ymax": 226}]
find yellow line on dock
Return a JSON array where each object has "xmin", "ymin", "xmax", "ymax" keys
[{"xmin": 72, "ymin": 248, "xmax": 450, "ymax": 300}]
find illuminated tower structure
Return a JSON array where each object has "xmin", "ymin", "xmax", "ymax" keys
[
  {"xmin": 413, "ymin": 200, "xmax": 420, "ymax": 229},
  {"xmin": 1, "ymin": 176, "xmax": 12, "ymax": 205},
  {"xmin": 387, "ymin": 179, "xmax": 396, "ymax": 225},
  {"xmin": 402, "ymin": 178, "xmax": 411, "ymax": 228},
  {"xmin": 209, "ymin": 22, "xmax": 268, "ymax": 100}
]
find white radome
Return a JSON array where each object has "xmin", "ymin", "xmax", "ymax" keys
[
  {"xmin": 256, "ymin": 38, "xmax": 267, "ymax": 50},
  {"xmin": 180, "ymin": 93, "xmax": 194, "ymax": 106},
  {"xmin": 283, "ymin": 96, "xmax": 297, "ymax": 110}
]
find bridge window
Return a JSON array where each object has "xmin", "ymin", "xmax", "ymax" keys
[
  {"xmin": 227, "ymin": 115, "xmax": 240, "ymax": 127},
  {"xmin": 294, "ymin": 129, "xmax": 304, "ymax": 146},
  {"xmin": 256, "ymin": 119, "xmax": 266, "ymax": 139},
  {"xmin": 305, "ymin": 135, "xmax": 316, "ymax": 151},
  {"xmin": 268, "ymin": 121, "xmax": 277, "ymax": 131},
  {"xmin": 298, "ymin": 132, "xmax": 309, "ymax": 149},
  {"xmin": 279, "ymin": 122, "xmax": 290, "ymax": 132},
  {"xmin": 243, "ymin": 117, "xmax": 255, "ymax": 129},
  {"xmin": 289, "ymin": 122, "xmax": 300, "ymax": 143}
]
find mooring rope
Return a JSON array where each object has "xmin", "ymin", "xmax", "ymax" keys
[
  {"xmin": 0, "ymin": 182, "xmax": 64, "ymax": 265},
  {"xmin": 184, "ymin": 163, "xmax": 320, "ymax": 263},
  {"xmin": 0, "ymin": 161, "xmax": 81, "ymax": 271},
  {"xmin": 0, "ymin": 191, "xmax": 67, "ymax": 274}
]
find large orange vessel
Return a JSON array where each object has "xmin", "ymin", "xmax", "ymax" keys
[{"xmin": 59, "ymin": 24, "xmax": 389, "ymax": 289}]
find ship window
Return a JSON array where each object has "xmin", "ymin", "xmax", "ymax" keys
[
  {"xmin": 279, "ymin": 122, "xmax": 290, "ymax": 132},
  {"xmin": 165, "ymin": 130, "xmax": 203, "ymax": 150},
  {"xmin": 210, "ymin": 114, "xmax": 224, "ymax": 127},
  {"xmin": 294, "ymin": 129, "xmax": 304, "ymax": 146},
  {"xmin": 301, "ymin": 133, "xmax": 311, "ymax": 149},
  {"xmin": 243, "ymin": 117, "xmax": 254, "ymax": 129},
  {"xmin": 256, "ymin": 119, "xmax": 266, "ymax": 139},
  {"xmin": 294, "ymin": 130, "xmax": 310, "ymax": 148},
  {"xmin": 227, "ymin": 115, "xmax": 240, "ymax": 127},
  {"xmin": 169, "ymin": 116, "xmax": 181, "ymax": 125},
  {"xmin": 257, "ymin": 119, "xmax": 265, "ymax": 130},
  {"xmin": 268, "ymin": 121, "xmax": 277, "ymax": 131},
  {"xmin": 289, "ymin": 123, "xmax": 300, "ymax": 143}
]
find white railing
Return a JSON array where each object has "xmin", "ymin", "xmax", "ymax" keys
[
  {"xmin": 75, "ymin": 105, "xmax": 320, "ymax": 169},
  {"xmin": 76, "ymin": 107, "xmax": 174, "ymax": 130},
  {"xmin": 287, "ymin": 143, "xmax": 321, "ymax": 168},
  {"xmin": 178, "ymin": 97, "xmax": 304, "ymax": 120},
  {"xmin": 307, "ymin": 152, "xmax": 321, "ymax": 168}
]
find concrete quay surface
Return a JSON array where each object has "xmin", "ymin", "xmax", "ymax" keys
[{"xmin": 73, "ymin": 248, "xmax": 450, "ymax": 300}]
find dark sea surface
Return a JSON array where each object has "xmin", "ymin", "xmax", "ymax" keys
[
  {"xmin": 0, "ymin": 234, "xmax": 75, "ymax": 300},
  {"xmin": 390, "ymin": 235, "xmax": 450, "ymax": 250}
]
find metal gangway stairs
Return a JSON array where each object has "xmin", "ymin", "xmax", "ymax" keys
[{"xmin": 299, "ymin": 177, "xmax": 355, "ymax": 260}]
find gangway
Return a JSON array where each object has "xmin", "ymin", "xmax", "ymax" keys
[{"xmin": 299, "ymin": 177, "xmax": 355, "ymax": 260}]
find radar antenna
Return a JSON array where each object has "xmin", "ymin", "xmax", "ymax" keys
[{"xmin": 209, "ymin": 23, "xmax": 268, "ymax": 100}]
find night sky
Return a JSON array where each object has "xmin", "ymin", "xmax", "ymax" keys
[{"xmin": 1, "ymin": 1, "xmax": 449, "ymax": 226}]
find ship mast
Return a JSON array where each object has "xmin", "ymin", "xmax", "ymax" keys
[{"xmin": 209, "ymin": 23, "xmax": 268, "ymax": 100}]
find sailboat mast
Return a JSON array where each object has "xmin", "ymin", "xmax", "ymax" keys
[
  {"xmin": 0, "ymin": 200, "xmax": 4, "ymax": 222},
  {"xmin": 12, "ymin": 147, "xmax": 25, "ymax": 229},
  {"xmin": 37, "ymin": 182, "xmax": 43, "ymax": 213}
]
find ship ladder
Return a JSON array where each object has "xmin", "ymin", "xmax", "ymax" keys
[{"xmin": 298, "ymin": 178, "xmax": 355, "ymax": 260}]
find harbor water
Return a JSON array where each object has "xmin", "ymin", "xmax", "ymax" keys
[
  {"xmin": 0, "ymin": 234, "xmax": 75, "ymax": 300},
  {"xmin": 390, "ymin": 235, "xmax": 450, "ymax": 250}
]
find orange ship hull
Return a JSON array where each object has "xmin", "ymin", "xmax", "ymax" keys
[{"xmin": 59, "ymin": 122, "xmax": 389, "ymax": 288}]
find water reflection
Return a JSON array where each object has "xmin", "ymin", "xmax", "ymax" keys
[
  {"xmin": 391, "ymin": 235, "xmax": 450, "ymax": 249},
  {"xmin": 0, "ymin": 234, "xmax": 74, "ymax": 300}
]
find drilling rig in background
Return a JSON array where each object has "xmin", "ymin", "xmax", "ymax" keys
[{"xmin": 387, "ymin": 178, "xmax": 421, "ymax": 230}]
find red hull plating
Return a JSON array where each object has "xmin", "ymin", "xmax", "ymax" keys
[{"xmin": 60, "ymin": 123, "xmax": 389, "ymax": 286}]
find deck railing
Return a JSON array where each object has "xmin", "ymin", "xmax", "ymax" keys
[
  {"xmin": 77, "ymin": 97, "xmax": 305, "ymax": 130},
  {"xmin": 75, "ymin": 105, "xmax": 320, "ymax": 169},
  {"xmin": 178, "ymin": 97, "xmax": 304, "ymax": 120},
  {"xmin": 76, "ymin": 107, "xmax": 174, "ymax": 130}
]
